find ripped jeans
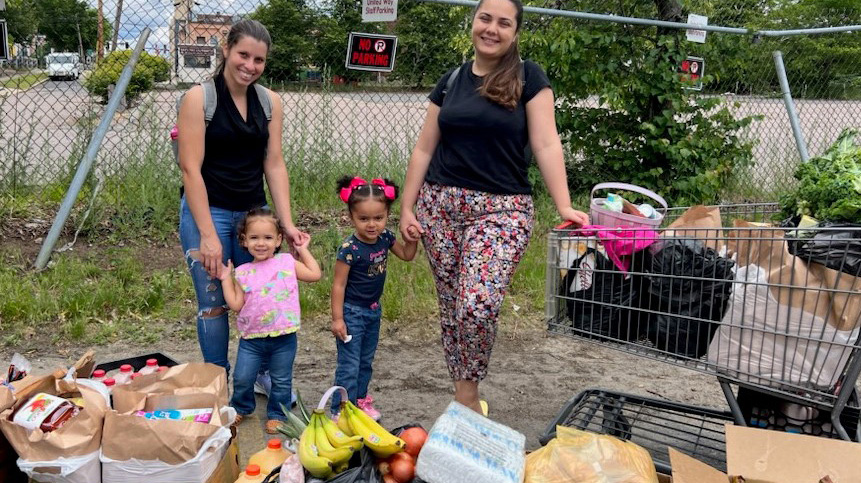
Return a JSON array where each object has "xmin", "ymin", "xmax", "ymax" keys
[{"xmin": 179, "ymin": 196, "xmax": 254, "ymax": 376}]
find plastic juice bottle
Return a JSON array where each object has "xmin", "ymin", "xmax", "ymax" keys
[
  {"xmin": 248, "ymin": 439, "xmax": 290, "ymax": 475},
  {"xmin": 157, "ymin": 366, "xmax": 169, "ymax": 373},
  {"xmin": 130, "ymin": 372, "xmax": 142, "ymax": 381},
  {"xmin": 234, "ymin": 464, "xmax": 265, "ymax": 483},
  {"xmin": 91, "ymin": 369, "xmax": 106, "ymax": 382},
  {"xmin": 114, "ymin": 364, "xmax": 134, "ymax": 385},
  {"xmin": 138, "ymin": 359, "xmax": 159, "ymax": 375},
  {"xmin": 103, "ymin": 378, "xmax": 116, "ymax": 392}
]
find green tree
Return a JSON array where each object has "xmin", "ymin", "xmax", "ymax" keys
[
  {"xmin": 311, "ymin": 0, "xmax": 380, "ymax": 82},
  {"xmin": 251, "ymin": 0, "xmax": 317, "ymax": 83},
  {"xmin": 391, "ymin": 1, "xmax": 465, "ymax": 87},
  {"xmin": 84, "ymin": 50, "xmax": 170, "ymax": 103},
  {"xmin": 0, "ymin": 0, "xmax": 40, "ymax": 43},
  {"xmin": 527, "ymin": 0, "xmax": 758, "ymax": 205},
  {"xmin": 35, "ymin": 0, "xmax": 102, "ymax": 53}
]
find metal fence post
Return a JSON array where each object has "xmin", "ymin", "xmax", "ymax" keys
[
  {"xmin": 34, "ymin": 27, "xmax": 152, "ymax": 270},
  {"xmin": 773, "ymin": 50, "xmax": 810, "ymax": 163}
]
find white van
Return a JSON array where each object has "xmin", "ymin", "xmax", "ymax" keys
[{"xmin": 46, "ymin": 52, "xmax": 81, "ymax": 81}]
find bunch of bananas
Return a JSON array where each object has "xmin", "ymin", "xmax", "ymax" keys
[
  {"xmin": 338, "ymin": 400, "xmax": 407, "ymax": 458},
  {"xmin": 298, "ymin": 410, "xmax": 364, "ymax": 479}
]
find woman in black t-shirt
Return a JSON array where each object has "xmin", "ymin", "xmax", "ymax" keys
[
  {"xmin": 399, "ymin": 0, "xmax": 589, "ymax": 415},
  {"xmin": 177, "ymin": 20, "xmax": 308, "ymax": 375}
]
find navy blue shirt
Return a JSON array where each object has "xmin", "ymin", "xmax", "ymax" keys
[{"xmin": 337, "ymin": 229, "xmax": 396, "ymax": 307}]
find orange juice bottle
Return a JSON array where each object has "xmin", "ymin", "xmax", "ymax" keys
[
  {"xmin": 247, "ymin": 439, "xmax": 290, "ymax": 475},
  {"xmin": 234, "ymin": 464, "xmax": 265, "ymax": 483}
]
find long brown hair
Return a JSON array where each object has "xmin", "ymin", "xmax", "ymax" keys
[
  {"xmin": 476, "ymin": 0, "xmax": 524, "ymax": 110},
  {"xmin": 213, "ymin": 19, "xmax": 272, "ymax": 80}
]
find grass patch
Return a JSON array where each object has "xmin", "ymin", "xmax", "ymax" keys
[{"xmin": 1, "ymin": 73, "xmax": 48, "ymax": 89}]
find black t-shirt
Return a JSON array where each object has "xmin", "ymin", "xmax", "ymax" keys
[
  {"xmin": 426, "ymin": 60, "xmax": 551, "ymax": 195},
  {"xmin": 201, "ymin": 74, "xmax": 270, "ymax": 211}
]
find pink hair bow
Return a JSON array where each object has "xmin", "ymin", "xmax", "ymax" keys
[
  {"xmin": 371, "ymin": 178, "xmax": 396, "ymax": 200},
  {"xmin": 339, "ymin": 177, "xmax": 368, "ymax": 203}
]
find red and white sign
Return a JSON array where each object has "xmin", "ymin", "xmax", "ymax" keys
[
  {"xmin": 679, "ymin": 56, "xmax": 705, "ymax": 91},
  {"xmin": 345, "ymin": 33, "xmax": 398, "ymax": 72}
]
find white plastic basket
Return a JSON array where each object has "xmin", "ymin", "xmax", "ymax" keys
[{"xmin": 590, "ymin": 182, "xmax": 668, "ymax": 229}]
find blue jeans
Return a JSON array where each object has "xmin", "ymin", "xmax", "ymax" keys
[
  {"xmin": 330, "ymin": 303, "xmax": 381, "ymax": 413},
  {"xmin": 231, "ymin": 333, "xmax": 297, "ymax": 420},
  {"xmin": 179, "ymin": 196, "xmax": 254, "ymax": 375}
]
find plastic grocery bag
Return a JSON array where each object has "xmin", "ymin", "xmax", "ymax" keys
[
  {"xmin": 277, "ymin": 453, "xmax": 304, "ymax": 483},
  {"xmin": 708, "ymin": 264, "xmax": 859, "ymax": 389},
  {"xmin": 17, "ymin": 451, "xmax": 100, "ymax": 483},
  {"xmin": 525, "ymin": 426, "xmax": 658, "ymax": 483},
  {"xmin": 786, "ymin": 222, "xmax": 861, "ymax": 277},
  {"xmin": 642, "ymin": 239, "xmax": 735, "ymax": 358},
  {"xmin": 563, "ymin": 247, "xmax": 650, "ymax": 342}
]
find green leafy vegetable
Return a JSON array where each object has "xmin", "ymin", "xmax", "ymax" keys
[{"xmin": 780, "ymin": 129, "xmax": 861, "ymax": 223}]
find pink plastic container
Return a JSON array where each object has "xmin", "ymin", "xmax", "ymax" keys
[{"xmin": 590, "ymin": 182, "xmax": 667, "ymax": 229}]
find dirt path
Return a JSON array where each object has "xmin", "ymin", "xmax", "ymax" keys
[{"xmin": 3, "ymin": 322, "xmax": 726, "ymax": 464}]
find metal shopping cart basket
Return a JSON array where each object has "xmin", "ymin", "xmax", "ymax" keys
[{"xmin": 543, "ymin": 202, "xmax": 861, "ymax": 469}]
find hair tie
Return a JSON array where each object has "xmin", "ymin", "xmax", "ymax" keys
[
  {"xmin": 339, "ymin": 177, "xmax": 368, "ymax": 203},
  {"xmin": 371, "ymin": 178, "xmax": 396, "ymax": 200}
]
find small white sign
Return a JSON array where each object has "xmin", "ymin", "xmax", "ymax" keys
[
  {"xmin": 0, "ymin": 1, "xmax": 6, "ymax": 11},
  {"xmin": 362, "ymin": 0, "xmax": 398, "ymax": 22},
  {"xmin": 686, "ymin": 14, "xmax": 708, "ymax": 44}
]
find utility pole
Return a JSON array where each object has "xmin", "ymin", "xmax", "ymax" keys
[
  {"xmin": 76, "ymin": 21, "xmax": 84, "ymax": 59},
  {"xmin": 97, "ymin": 0, "xmax": 104, "ymax": 60},
  {"xmin": 111, "ymin": 0, "xmax": 124, "ymax": 51}
]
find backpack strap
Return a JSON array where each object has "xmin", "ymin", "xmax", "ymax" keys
[
  {"xmin": 254, "ymin": 83, "xmax": 273, "ymax": 121},
  {"xmin": 201, "ymin": 78, "xmax": 217, "ymax": 124},
  {"xmin": 440, "ymin": 66, "xmax": 461, "ymax": 104}
]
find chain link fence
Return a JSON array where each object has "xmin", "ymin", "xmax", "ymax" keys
[{"xmin": 0, "ymin": 0, "xmax": 859, "ymax": 231}]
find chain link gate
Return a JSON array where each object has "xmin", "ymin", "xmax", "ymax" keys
[{"xmin": 0, "ymin": 0, "xmax": 859, "ymax": 239}]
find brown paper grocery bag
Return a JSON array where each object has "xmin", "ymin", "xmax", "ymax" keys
[
  {"xmin": 0, "ymin": 374, "xmax": 107, "ymax": 461},
  {"xmin": 664, "ymin": 205, "xmax": 723, "ymax": 250},
  {"xmin": 101, "ymin": 392, "xmax": 225, "ymax": 464},
  {"xmin": 729, "ymin": 220, "xmax": 861, "ymax": 331},
  {"xmin": 112, "ymin": 362, "xmax": 228, "ymax": 409}
]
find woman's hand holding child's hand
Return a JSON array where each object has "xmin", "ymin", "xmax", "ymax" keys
[
  {"xmin": 399, "ymin": 211, "xmax": 424, "ymax": 243},
  {"xmin": 285, "ymin": 225, "xmax": 311, "ymax": 247},
  {"xmin": 216, "ymin": 260, "xmax": 234, "ymax": 282}
]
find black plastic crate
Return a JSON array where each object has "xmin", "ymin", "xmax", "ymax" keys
[
  {"xmin": 540, "ymin": 388, "xmax": 735, "ymax": 474},
  {"xmin": 93, "ymin": 352, "xmax": 180, "ymax": 375}
]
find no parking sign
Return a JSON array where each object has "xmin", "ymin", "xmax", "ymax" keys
[
  {"xmin": 345, "ymin": 32, "xmax": 397, "ymax": 72},
  {"xmin": 679, "ymin": 56, "xmax": 705, "ymax": 91}
]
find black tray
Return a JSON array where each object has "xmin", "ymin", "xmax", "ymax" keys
[
  {"xmin": 93, "ymin": 352, "xmax": 180, "ymax": 375},
  {"xmin": 540, "ymin": 388, "xmax": 735, "ymax": 474}
]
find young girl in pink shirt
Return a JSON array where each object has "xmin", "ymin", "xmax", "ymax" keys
[{"xmin": 220, "ymin": 207, "xmax": 322, "ymax": 433}]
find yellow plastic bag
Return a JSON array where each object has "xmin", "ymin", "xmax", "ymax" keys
[{"xmin": 525, "ymin": 426, "xmax": 658, "ymax": 483}]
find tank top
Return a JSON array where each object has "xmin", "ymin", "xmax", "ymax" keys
[{"xmin": 200, "ymin": 74, "xmax": 270, "ymax": 211}]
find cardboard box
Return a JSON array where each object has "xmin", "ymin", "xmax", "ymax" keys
[{"xmin": 668, "ymin": 425, "xmax": 861, "ymax": 482}]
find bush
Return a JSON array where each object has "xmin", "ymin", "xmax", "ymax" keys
[{"xmin": 84, "ymin": 50, "xmax": 171, "ymax": 103}]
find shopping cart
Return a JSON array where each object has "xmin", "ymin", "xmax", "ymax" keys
[{"xmin": 544, "ymin": 202, "xmax": 861, "ymax": 468}]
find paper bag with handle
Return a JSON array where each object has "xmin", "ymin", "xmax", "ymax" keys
[
  {"xmin": 663, "ymin": 205, "xmax": 724, "ymax": 250},
  {"xmin": 111, "ymin": 362, "xmax": 229, "ymax": 408},
  {"xmin": 729, "ymin": 220, "xmax": 861, "ymax": 331},
  {"xmin": 0, "ymin": 370, "xmax": 107, "ymax": 462}
]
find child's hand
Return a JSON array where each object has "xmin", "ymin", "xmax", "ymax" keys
[
  {"xmin": 293, "ymin": 235, "xmax": 311, "ymax": 252},
  {"xmin": 331, "ymin": 319, "xmax": 349, "ymax": 342},
  {"xmin": 216, "ymin": 260, "xmax": 234, "ymax": 282}
]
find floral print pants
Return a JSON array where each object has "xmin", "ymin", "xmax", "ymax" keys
[{"xmin": 416, "ymin": 183, "xmax": 534, "ymax": 381}]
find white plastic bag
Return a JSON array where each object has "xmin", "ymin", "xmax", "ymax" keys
[
  {"xmin": 100, "ymin": 407, "xmax": 235, "ymax": 483},
  {"xmin": 279, "ymin": 453, "xmax": 305, "ymax": 483},
  {"xmin": 708, "ymin": 264, "xmax": 859, "ymax": 389},
  {"xmin": 18, "ymin": 451, "xmax": 100, "ymax": 483}
]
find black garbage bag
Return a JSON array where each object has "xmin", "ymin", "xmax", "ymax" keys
[
  {"xmin": 642, "ymin": 239, "xmax": 735, "ymax": 358},
  {"xmin": 562, "ymin": 247, "xmax": 651, "ymax": 342},
  {"xmin": 786, "ymin": 222, "xmax": 861, "ymax": 277}
]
